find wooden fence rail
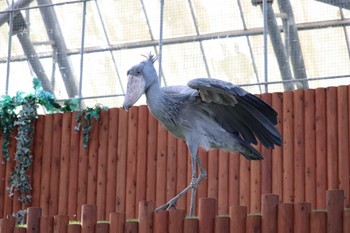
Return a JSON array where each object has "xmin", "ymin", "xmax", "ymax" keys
[
  {"xmin": 0, "ymin": 190, "xmax": 349, "ymax": 233},
  {"xmin": 0, "ymin": 85, "xmax": 350, "ymax": 220}
]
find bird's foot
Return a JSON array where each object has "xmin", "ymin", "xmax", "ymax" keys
[{"xmin": 155, "ymin": 199, "xmax": 178, "ymax": 212}]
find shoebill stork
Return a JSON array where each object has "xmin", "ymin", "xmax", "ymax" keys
[{"xmin": 123, "ymin": 55, "xmax": 282, "ymax": 216}]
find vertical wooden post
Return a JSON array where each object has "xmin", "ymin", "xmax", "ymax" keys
[
  {"xmin": 138, "ymin": 201, "xmax": 155, "ymax": 233},
  {"xmin": 199, "ymin": 198, "xmax": 217, "ymax": 233},
  {"xmin": 184, "ymin": 218, "xmax": 198, "ymax": 233},
  {"xmin": 40, "ymin": 216, "xmax": 54, "ymax": 233},
  {"xmin": 125, "ymin": 221, "xmax": 139, "ymax": 233},
  {"xmin": 67, "ymin": 224, "xmax": 82, "ymax": 233},
  {"xmin": 246, "ymin": 215, "xmax": 261, "ymax": 233},
  {"xmin": 169, "ymin": 209, "xmax": 185, "ymax": 233},
  {"xmin": 261, "ymin": 193, "xmax": 279, "ymax": 233},
  {"xmin": 277, "ymin": 203, "xmax": 294, "ymax": 233},
  {"xmin": 53, "ymin": 215, "xmax": 69, "ymax": 233},
  {"xmin": 215, "ymin": 216, "xmax": 230, "ymax": 233},
  {"xmin": 344, "ymin": 210, "xmax": 350, "ymax": 233},
  {"xmin": 154, "ymin": 211, "xmax": 168, "ymax": 233},
  {"xmin": 81, "ymin": 204, "xmax": 97, "ymax": 233},
  {"xmin": 0, "ymin": 217, "xmax": 16, "ymax": 233},
  {"xmin": 27, "ymin": 207, "xmax": 42, "ymax": 233},
  {"xmin": 326, "ymin": 190, "xmax": 344, "ymax": 233},
  {"xmin": 109, "ymin": 212, "xmax": 125, "ymax": 233},
  {"xmin": 96, "ymin": 222, "xmax": 109, "ymax": 233},
  {"xmin": 229, "ymin": 205, "xmax": 247, "ymax": 233},
  {"xmin": 294, "ymin": 202, "xmax": 311, "ymax": 233},
  {"xmin": 310, "ymin": 211, "xmax": 326, "ymax": 233}
]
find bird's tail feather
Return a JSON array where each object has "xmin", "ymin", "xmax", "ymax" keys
[{"xmin": 236, "ymin": 141, "xmax": 264, "ymax": 161}]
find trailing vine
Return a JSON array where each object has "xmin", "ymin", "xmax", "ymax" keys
[
  {"xmin": 75, "ymin": 104, "xmax": 108, "ymax": 148},
  {"xmin": 0, "ymin": 78, "xmax": 108, "ymax": 222}
]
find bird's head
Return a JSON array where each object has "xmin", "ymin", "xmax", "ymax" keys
[{"xmin": 123, "ymin": 54, "xmax": 158, "ymax": 111}]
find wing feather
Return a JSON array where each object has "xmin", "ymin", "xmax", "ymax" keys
[{"xmin": 188, "ymin": 78, "xmax": 282, "ymax": 148}]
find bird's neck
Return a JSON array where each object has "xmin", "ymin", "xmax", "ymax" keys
[{"xmin": 145, "ymin": 82, "xmax": 167, "ymax": 117}]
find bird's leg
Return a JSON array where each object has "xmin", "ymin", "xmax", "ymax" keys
[{"xmin": 155, "ymin": 154, "xmax": 199, "ymax": 213}]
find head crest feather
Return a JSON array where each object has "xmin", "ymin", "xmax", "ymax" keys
[{"xmin": 142, "ymin": 53, "xmax": 157, "ymax": 64}]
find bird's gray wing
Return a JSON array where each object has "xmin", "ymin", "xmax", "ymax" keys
[{"xmin": 188, "ymin": 78, "xmax": 282, "ymax": 148}]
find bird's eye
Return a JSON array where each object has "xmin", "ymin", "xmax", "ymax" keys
[{"xmin": 136, "ymin": 70, "xmax": 142, "ymax": 76}]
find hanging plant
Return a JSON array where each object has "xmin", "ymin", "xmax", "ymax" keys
[
  {"xmin": 75, "ymin": 104, "xmax": 108, "ymax": 148},
  {"xmin": 0, "ymin": 78, "xmax": 108, "ymax": 222}
]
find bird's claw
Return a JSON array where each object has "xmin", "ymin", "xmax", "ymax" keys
[{"xmin": 155, "ymin": 200, "xmax": 178, "ymax": 212}]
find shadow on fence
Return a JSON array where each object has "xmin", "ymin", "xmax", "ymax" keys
[{"xmin": 0, "ymin": 190, "xmax": 349, "ymax": 233}]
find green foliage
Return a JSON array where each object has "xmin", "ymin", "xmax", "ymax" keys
[
  {"xmin": 0, "ymin": 78, "xmax": 79, "ymax": 222},
  {"xmin": 75, "ymin": 104, "xmax": 108, "ymax": 148}
]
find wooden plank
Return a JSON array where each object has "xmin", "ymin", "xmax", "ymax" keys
[
  {"xmin": 315, "ymin": 88, "xmax": 327, "ymax": 209},
  {"xmin": 250, "ymin": 157, "xmax": 261, "ymax": 214},
  {"xmin": 246, "ymin": 215, "xmax": 261, "ymax": 233},
  {"xmin": 293, "ymin": 89, "xmax": 305, "ymax": 202},
  {"xmin": 229, "ymin": 205, "xmax": 247, "ymax": 233},
  {"xmin": 26, "ymin": 207, "xmax": 42, "ymax": 233},
  {"xmin": 40, "ymin": 216, "xmax": 54, "ymax": 233},
  {"xmin": 337, "ymin": 86, "xmax": 349, "ymax": 207},
  {"xmin": 260, "ymin": 93, "xmax": 272, "ymax": 195},
  {"xmin": 53, "ymin": 215, "xmax": 69, "ymax": 233},
  {"xmin": 261, "ymin": 194, "xmax": 278, "ymax": 233},
  {"xmin": 218, "ymin": 150, "xmax": 229, "ymax": 215},
  {"xmin": 67, "ymin": 224, "xmax": 82, "ymax": 233},
  {"xmin": 176, "ymin": 139, "xmax": 188, "ymax": 210},
  {"xmin": 310, "ymin": 211, "xmax": 326, "ymax": 233},
  {"xmin": 125, "ymin": 221, "xmax": 138, "ymax": 233},
  {"xmin": 215, "ymin": 216, "xmax": 230, "ymax": 233},
  {"xmin": 167, "ymin": 132, "xmax": 177, "ymax": 204},
  {"xmin": 58, "ymin": 112, "xmax": 72, "ymax": 215},
  {"xmin": 126, "ymin": 107, "xmax": 138, "ymax": 219},
  {"xmin": 282, "ymin": 91, "xmax": 294, "ymax": 203},
  {"xmin": 81, "ymin": 204, "xmax": 97, "ymax": 233},
  {"xmin": 116, "ymin": 109, "xmax": 128, "ymax": 214},
  {"xmin": 304, "ymin": 89, "xmax": 316, "ymax": 208},
  {"xmin": 326, "ymin": 189, "xmax": 344, "ymax": 233},
  {"xmin": 40, "ymin": 114, "xmax": 53, "ymax": 217},
  {"xmin": 207, "ymin": 150, "xmax": 218, "ymax": 199},
  {"xmin": 169, "ymin": 209, "xmax": 185, "ymax": 233},
  {"xmin": 326, "ymin": 87, "xmax": 338, "ymax": 190},
  {"xmin": 239, "ymin": 155, "xmax": 250, "ymax": 209},
  {"xmin": 86, "ymin": 117, "xmax": 99, "ymax": 206},
  {"xmin": 228, "ymin": 152, "xmax": 240, "ymax": 207},
  {"xmin": 96, "ymin": 222, "xmax": 109, "ymax": 233},
  {"xmin": 96, "ymin": 110, "xmax": 109, "ymax": 220},
  {"xmin": 146, "ymin": 113, "xmax": 157, "ymax": 203},
  {"xmin": 49, "ymin": 113, "xmax": 63, "ymax": 216},
  {"xmin": 136, "ymin": 106, "xmax": 148, "ymax": 215},
  {"xmin": 184, "ymin": 218, "xmax": 198, "ymax": 233},
  {"xmin": 138, "ymin": 201, "xmax": 155, "ymax": 233},
  {"xmin": 198, "ymin": 198, "xmax": 217, "ymax": 233},
  {"xmin": 294, "ymin": 202, "xmax": 311, "ymax": 233},
  {"xmin": 67, "ymin": 111, "xmax": 80, "ymax": 220},
  {"xmin": 31, "ymin": 115, "xmax": 45, "ymax": 208},
  {"xmin": 344, "ymin": 210, "xmax": 350, "ymax": 233},
  {"xmin": 0, "ymin": 133, "xmax": 5, "ymax": 218},
  {"xmin": 154, "ymin": 211, "xmax": 168, "ymax": 233},
  {"xmin": 77, "ymin": 116, "xmax": 89, "ymax": 220},
  {"xmin": 197, "ymin": 148, "xmax": 208, "ymax": 215},
  {"xmin": 0, "ymin": 217, "xmax": 16, "ymax": 233},
  {"xmin": 271, "ymin": 93, "xmax": 283, "ymax": 197},
  {"xmin": 277, "ymin": 203, "xmax": 294, "ymax": 233},
  {"xmin": 109, "ymin": 212, "xmax": 125, "ymax": 233},
  {"xmin": 156, "ymin": 123, "xmax": 167, "ymax": 208},
  {"xmin": 105, "ymin": 108, "xmax": 118, "ymax": 217}
]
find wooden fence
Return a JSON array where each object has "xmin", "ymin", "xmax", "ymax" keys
[
  {"xmin": 0, "ymin": 190, "xmax": 349, "ymax": 233},
  {"xmin": 0, "ymin": 85, "xmax": 350, "ymax": 221}
]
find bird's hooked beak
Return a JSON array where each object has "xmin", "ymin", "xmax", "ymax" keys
[{"xmin": 123, "ymin": 75, "xmax": 146, "ymax": 111}]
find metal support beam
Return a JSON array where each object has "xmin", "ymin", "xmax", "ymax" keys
[
  {"xmin": 264, "ymin": 4, "xmax": 295, "ymax": 90},
  {"xmin": 0, "ymin": 0, "xmax": 33, "ymax": 27},
  {"xmin": 37, "ymin": 0, "xmax": 78, "ymax": 98},
  {"xmin": 14, "ymin": 13, "xmax": 53, "ymax": 93},
  {"xmin": 278, "ymin": 0, "xmax": 309, "ymax": 89}
]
